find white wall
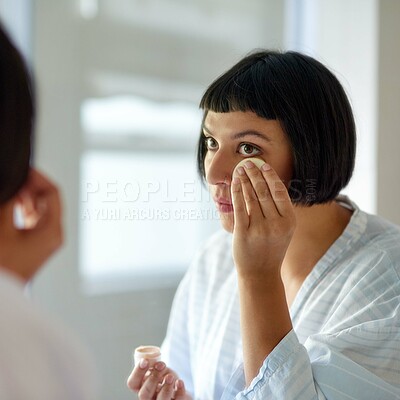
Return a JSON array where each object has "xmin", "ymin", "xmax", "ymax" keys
[
  {"xmin": 0, "ymin": 0, "xmax": 32, "ymax": 59},
  {"xmin": 377, "ymin": 0, "xmax": 400, "ymax": 224}
]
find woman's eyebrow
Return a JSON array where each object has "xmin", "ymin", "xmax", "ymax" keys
[
  {"xmin": 232, "ymin": 130, "xmax": 271, "ymax": 142},
  {"xmin": 202, "ymin": 125, "xmax": 271, "ymax": 142}
]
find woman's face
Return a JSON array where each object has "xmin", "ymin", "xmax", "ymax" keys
[{"xmin": 203, "ymin": 111, "xmax": 294, "ymax": 233}]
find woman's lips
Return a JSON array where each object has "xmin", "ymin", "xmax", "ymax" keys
[{"xmin": 214, "ymin": 198, "xmax": 234, "ymax": 213}]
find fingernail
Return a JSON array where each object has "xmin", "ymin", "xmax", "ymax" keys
[
  {"xmin": 139, "ymin": 358, "xmax": 149, "ymax": 369},
  {"xmin": 175, "ymin": 379, "xmax": 184, "ymax": 390},
  {"xmin": 237, "ymin": 167, "xmax": 245, "ymax": 175},
  {"xmin": 154, "ymin": 362, "xmax": 166, "ymax": 371},
  {"xmin": 244, "ymin": 161, "xmax": 254, "ymax": 169},
  {"xmin": 262, "ymin": 163, "xmax": 271, "ymax": 171},
  {"xmin": 165, "ymin": 374, "xmax": 174, "ymax": 384}
]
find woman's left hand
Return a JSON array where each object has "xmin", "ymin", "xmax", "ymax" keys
[
  {"xmin": 231, "ymin": 160, "xmax": 296, "ymax": 279},
  {"xmin": 231, "ymin": 160, "xmax": 296, "ymax": 385}
]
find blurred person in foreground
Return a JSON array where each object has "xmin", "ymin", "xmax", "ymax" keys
[{"xmin": 0, "ymin": 22, "xmax": 97, "ymax": 400}]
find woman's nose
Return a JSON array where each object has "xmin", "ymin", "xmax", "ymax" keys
[{"xmin": 205, "ymin": 151, "xmax": 235, "ymax": 186}]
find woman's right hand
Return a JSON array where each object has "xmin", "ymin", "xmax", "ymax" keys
[
  {"xmin": 0, "ymin": 168, "xmax": 63, "ymax": 281},
  {"xmin": 127, "ymin": 360, "xmax": 191, "ymax": 400}
]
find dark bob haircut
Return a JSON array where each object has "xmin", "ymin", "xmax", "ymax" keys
[
  {"xmin": 0, "ymin": 23, "xmax": 33, "ymax": 205},
  {"xmin": 197, "ymin": 50, "xmax": 356, "ymax": 205}
]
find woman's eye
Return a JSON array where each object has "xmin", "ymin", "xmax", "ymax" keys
[
  {"xmin": 205, "ymin": 137, "xmax": 218, "ymax": 150},
  {"xmin": 239, "ymin": 143, "xmax": 261, "ymax": 156}
]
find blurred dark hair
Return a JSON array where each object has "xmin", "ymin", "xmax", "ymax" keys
[
  {"xmin": 197, "ymin": 50, "xmax": 356, "ymax": 205},
  {"xmin": 0, "ymin": 23, "xmax": 33, "ymax": 204}
]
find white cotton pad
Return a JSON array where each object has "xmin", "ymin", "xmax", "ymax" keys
[
  {"xmin": 133, "ymin": 345, "xmax": 162, "ymax": 367},
  {"xmin": 234, "ymin": 157, "xmax": 266, "ymax": 171}
]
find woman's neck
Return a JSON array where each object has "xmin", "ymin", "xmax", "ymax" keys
[{"xmin": 281, "ymin": 200, "xmax": 353, "ymax": 306}]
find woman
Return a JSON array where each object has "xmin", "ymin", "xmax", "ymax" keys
[
  {"xmin": 0, "ymin": 23, "xmax": 96, "ymax": 399},
  {"xmin": 128, "ymin": 50, "xmax": 400, "ymax": 399}
]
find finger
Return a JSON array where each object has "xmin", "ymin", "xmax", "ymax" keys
[
  {"xmin": 23, "ymin": 169, "xmax": 61, "ymax": 218},
  {"xmin": 34, "ymin": 188, "xmax": 62, "ymax": 231},
  {"xmin": 173, "ymin": 379, "xmax": 187, "ymax": 400},
  {"xmin": 156, "ymin": 374, "xmax": 175, "ymax": 400},
  {"xmin": 19, "ymin": 170, "xmax": 59, "ymax": 219},
  {"xmin": 138, "ymin": 362, "xmax": 168, "ymax": 400},
  {"xmin": 242, "ymin": 161, "xmax": 279, "ymax": 218},
  {"xmin": 234, "ymin": 165, "xmax": 264, "ymax": 221},
  {"xmin": 127, "ymin": 359, "xmax": 150, "ymax": 392},
  {"xmin": 261, "ymin": 163, "xmax": 292, "ymax": 217},
  {"xmin": 142, "ymin": 370, "xmax": 163, "ymax": 392},
  {"xmin": 19, "ymin": 171, "xmax": 62, "ymax": 236},
  {"xmin": 231, "ymin": 176, "xmax": 249, "ymax": 230},
  {"xmin": 17, "ymin": 190, "xmax": 39, "ymax": 228}
]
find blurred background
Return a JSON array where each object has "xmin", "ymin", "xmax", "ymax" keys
[{"xmin": 0, "ymin": 0, "xmax": 399, "ymax": 399}]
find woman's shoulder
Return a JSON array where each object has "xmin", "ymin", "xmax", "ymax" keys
[
  {"xmin": 339, "ymin": 197, "xmax": 400, "ymax": 264},
  {"xmin": 340, "ymin": 208, "xmax": 400, "ymax": 292},
  {"xmin": 360, "ymin": 211, "xmax": 400, "ymax": 264}
]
